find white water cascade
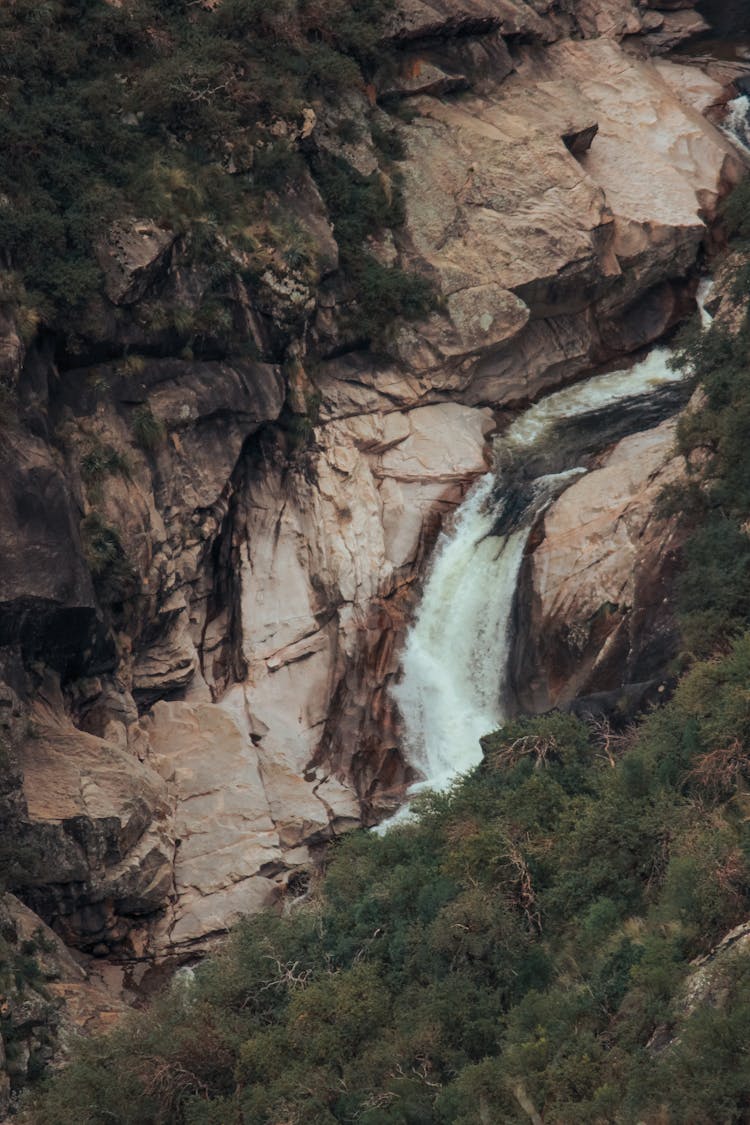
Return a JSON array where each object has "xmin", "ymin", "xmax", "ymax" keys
[
  {"xmin": 387, "ymin": 284, "xmax": 715, "ymax": 813},
  {"xmin": 724, "ymin": 94, "xmax": 750, "ymax": 151},
  {"xmin": 390, "ymin": 473, "xmax": 573, "ymax": 795}
]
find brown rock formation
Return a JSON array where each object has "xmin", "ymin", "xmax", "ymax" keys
[{"xmin": 0, "ymin": 893, "xmax": 125, "ymax": 1119}]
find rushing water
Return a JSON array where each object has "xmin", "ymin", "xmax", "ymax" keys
[
  {"xmin": 386, "ymin": 285, "xmax": 715, "ymax": 815},
  {"xmin": 390, "ymin": 471, "xmax": 580, "ymax": 795},
  {"xmin": 724, "ymin": 94, "xmax": 750, "ymax": 151}
]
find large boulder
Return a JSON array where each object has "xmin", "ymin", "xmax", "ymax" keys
[{"xmin": 319, "ymin": 35, "xmax": 741, "ymax": 414}]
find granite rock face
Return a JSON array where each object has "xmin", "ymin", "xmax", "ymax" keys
[
  {"xmin": 514, "ymin": 419, "xmax": 687, "ymax": 715},
  {"xmin": 0, "ymin": 0, "xmax": 744, "ymax": 985}
]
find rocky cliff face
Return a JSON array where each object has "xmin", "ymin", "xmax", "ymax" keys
[
  {"xmin": 0, "ymin": 0, "xmax": 745, "ymax": 1045},
  {"xmin": 0, "ymin": 893, "xmax": 124, "ymax": 1118},
  {"xmin": 513, "ymin": 417, "xmax": 688, "ymax": 716}
]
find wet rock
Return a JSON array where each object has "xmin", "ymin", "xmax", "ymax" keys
[{"xmin": 227, "ymin": 402, "xmax": 494, "ymax": 850}]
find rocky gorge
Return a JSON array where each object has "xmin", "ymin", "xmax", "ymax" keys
[{"xmin": 2, "ymin": 0, "xmax": 750, "ymax": 1111}]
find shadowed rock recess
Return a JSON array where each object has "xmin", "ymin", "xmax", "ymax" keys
[{"xmin": 0, "ymin": 0, "xmax": 747, "ymax": 1091}]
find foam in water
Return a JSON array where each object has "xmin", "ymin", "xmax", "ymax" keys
[
  {"xmin": 723, "ymin": 94, "xmax": 750, "ymax": 151},
  {"xmin": 383, "ymin": 280, "xmax": 715, "ymax": 823},
  {"xmin": 504, "ymin": 345, "xmax": 678, "ymax": 449},
  {"xmin": 391, "ymin": 475, "xmax": 525, "ymax": 793},
  {"xmin": 505, "ymin": 279, "xmax": 712, "ymax": 450},
  {"xmin": 389, "ymin": 469, "xmax": 582, "ymax": 811}
]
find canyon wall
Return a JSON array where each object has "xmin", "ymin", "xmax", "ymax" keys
[{"xmin": 0, "ymin": 7, "xmax": 746, "ymax": 1090}]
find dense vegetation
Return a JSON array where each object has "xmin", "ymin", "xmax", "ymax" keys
[
  {"xmin": 24, "ymin": 217, "xmax": 750, "ymax": 1120},
  {"xmin": 667, "ymin": 178, "xmax": 750, "ymax": 655},
  {"xmin": 0, "ymin": 0, "xmax": 432, "ymax": 357},
  {"xmin": 24, "ymin": 674, "xmax": 750, "ymax": 1123}
]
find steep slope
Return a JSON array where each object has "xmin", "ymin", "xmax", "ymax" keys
[{"xmin": 0, "ymin": 0, "xmax": 745, "ymax": 1016}]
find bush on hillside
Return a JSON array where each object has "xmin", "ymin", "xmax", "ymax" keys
[
  {"xmin": 25, "ymin": 652, "xmax": 750, "ymax": 1121},
  {"xmin": 0, "ymin": 0, "xmax": 417, "ymax": 349}
]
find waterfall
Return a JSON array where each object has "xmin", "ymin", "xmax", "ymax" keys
[
  {"xmin": 386, "ymin": 284, "xmax": 715, "ymax": 813},
  {"xmin": 391, "ymin": 477, "xmax": 525, "ymax": 792},
  {"xmin": 391, "ymin": 471, "xmax": 581, "ymax": 796},
  {"xmin": 723, "ymin": 94, "xmax": 750, "ymax": 151}
]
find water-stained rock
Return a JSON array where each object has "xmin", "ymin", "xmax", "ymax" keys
[{"xmin": 0, "ymin": 428, "xmax": 102, "ymax": 679}]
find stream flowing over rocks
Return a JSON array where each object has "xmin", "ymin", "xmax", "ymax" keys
[
  {"xmin": 391, "ymin": 288, "xmax": 714, "ymax": 802},
  {"xmin": 2, "ymin": 1, "xmax": 750, "ymax": 1094}
]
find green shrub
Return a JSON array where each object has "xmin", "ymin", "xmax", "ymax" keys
[
  {"xmin": 662, "ymin": 267, "xmax": 750, "ymax": 652},
  {"xmin": 371, "ymin": 121, "xmax": 406, "ymax": 161},
  {"xmin": 79, "ymin": 438, "xmax": 130, "ymax": 499},
  {"xmin": 722, "ymin": 175, "xmax": 750, "ymax": 242},
  {"xmin": 131, "ymin": 405, "xmax": 166, "ymax": 451},
  {"xmin": 0, "ymin": 0, "xmax": 397, "ymax": 342},
  {"xmin": 346, "ymin": 254, "xmax": 437, "ymax": 342},
  {"xmin": 80, "ymin": 514, "xmax": 124, "ymax": 577},
  {"xmin": 80, "ymin": 512, "xmax": 137, "ymax": 605},
  {"xmin": 252, "ymin": 141, "xmax": 306, "ymax": 194},
  {"xmin": 28, "ymin": 657, "xmax": 750, "ymax": 1121},
  {"xmin": 313, "ymin": 155, "xmax": 403, "ymax": 253}
]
